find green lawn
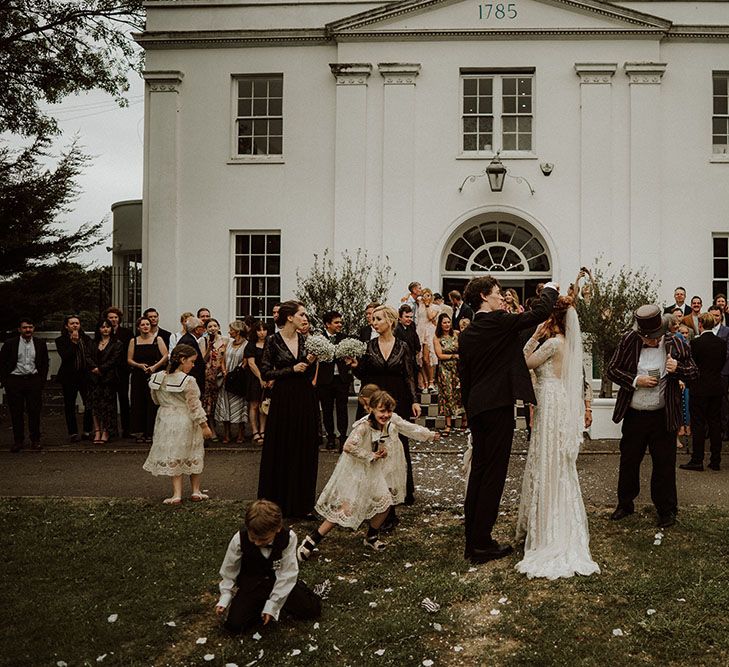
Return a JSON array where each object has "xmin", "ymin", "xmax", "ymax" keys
[{"xmin": 2, "ymin": 499, "xmax": 728, "ymax": 666}]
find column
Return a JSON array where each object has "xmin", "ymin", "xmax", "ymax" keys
[
  {"xmin": 574, "ymin": 63, "xmax": 617, "ymax": 266},
  {"xmin": 330, "ymin": 64, "xmax": 372, "ymax": 253},
  {"xmin": 142, "ymin": 70, "xmax": 184, "ymax": 316},
  {"xmin": 379, "ymin": 63, "xmax": 421, "ymax": 282},
  {"xmin": 625, "ymin": 62, "xmax": 666, "ymax": 272}
]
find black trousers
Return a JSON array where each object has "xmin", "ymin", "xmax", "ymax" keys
[
  {"xmin": 318, "ymin": 377, "xmax": 349, "ymax": 439},
  {"xmin": 115, "ymin": 371, "xmax": 130, "ymax": 434},
  {"xmin": 617, "ymin": 408, "xmax": 677, "ymax": 516},
  {"xmin": 690, "ymin": 394, "xmax": 723, "ymax": 465},
  {"xmin": 5, "ymin": 375, "xmax": 43, "ymax": 445},
  {"xmin": 464, "ymin": 406, "xmax": 514, "ymax": 552},
  {"xmin": 61, "ymin": 377, "xmax": 93, "ymax": 436},
  {"xmin": 224, "ymin": 578, "xmax": 321, "ymax": 633},
  {"xmin": 720, "ymin": 375, "xmax": 729, "ymax": 438}
]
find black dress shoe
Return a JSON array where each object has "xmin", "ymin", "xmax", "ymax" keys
[
  {"xmin": 610, "ymin": 507, "xmax": 634, "ymax": 521},
  {"xmin": 469, "ymin": 542, "xmax": 514, "ymax": 564},
  {"xmin": 657, "ymin": 512, "xmax": 677, "ymax": 528},
  {"xmin": 679, "ymin": 461, "xmax": 704, "ymax": 471},
  {"xmin": 708, "ymin": 462, "xmax": 721, "ymax": 471}
]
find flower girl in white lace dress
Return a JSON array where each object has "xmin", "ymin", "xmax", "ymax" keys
[
  {"xmin": 298, "ymin": 389, "xmax": 436, "ymax": 560},
  {"xmin": 516, "ymin": 298, "xmax": 600, "ymax": 579},
  {"xmin": 142, "ymin": 344, "xmax": 213, "ymax": 505}
]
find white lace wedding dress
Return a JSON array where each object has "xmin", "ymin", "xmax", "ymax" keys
[{"xmin": 515, "ymin": 329, "xmax": 600, "ymax": 580}]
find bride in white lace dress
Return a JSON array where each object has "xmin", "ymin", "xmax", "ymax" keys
[{"xmin": 515, "ymin": 297, "xmax": 600, "ymax": 579}]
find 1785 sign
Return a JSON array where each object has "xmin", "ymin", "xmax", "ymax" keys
[{"xmin": 478, "ymin": 3, "xmax": 518, "ymax": 20}]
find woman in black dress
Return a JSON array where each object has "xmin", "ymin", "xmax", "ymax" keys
[
  {"xmin": 258, "ymin": 301, "xmax": 319, "ymax": 518},
  {"xmin": 90, "ymin": 319, "xmax": 123, "ymax": 444},
  {"xmin": 55, "ymin": 314, "xmax": 95, "ymax": 442},
  {"xmin": 245, "ymin": 320, "xmax": 269, "ymax": 444},
  {"xmin": 127, "ymin": 316, "xmax": 168, "ymax": 443},
  {"xmin": 348, "ymin": 305, "xmax": 421, "ymax": 505}
]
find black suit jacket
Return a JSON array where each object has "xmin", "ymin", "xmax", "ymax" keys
[
  {"xmin": 0, "ymin": 336, "xmax": 50, "ymax": 385},
  {"xmin": 452, "ymin": 302, "xmax": 474, "ymax": 330},
  {"xmin": 457, "ymin": 287, "xmax": 558, "ymax": 419},
  {"xmin": 316, "ymin": 331, "xmax": 352, "ymax": 385},
  {"xmin": 178, "ymin": 333, "xmax": 205, "ymax": 390},
  {"xmin": 689, "ymin": 332, "xmax": 727, "ymax": 397},
  {"xmin": 358, "ymin": 324, "xmax": 376, "ymax": 343},
  {"xmin": 55, "ymin": 333, "xmax": 94, "ymax": 384},
  {"xmin": 714, "ymin": 324, "xmax": 729, "ymax": 376},
  {"xmin": 155, "ymin": 327, "xmax": 171, "ymax": 349}
]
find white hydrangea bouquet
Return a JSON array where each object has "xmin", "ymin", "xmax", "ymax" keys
[
  {"xmin": 304, "ymin": 333, "xmax": 336, "ymax": 362},
  {"xmin": 335, "ymin": 337, "xmax": 367, "ymax": 360}
]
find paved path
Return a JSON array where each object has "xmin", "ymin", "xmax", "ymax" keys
[{"xmin": 3, "ymin": 441, "xmax": 727, "ymax": 509}]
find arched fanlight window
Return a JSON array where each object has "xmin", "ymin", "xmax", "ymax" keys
[{"xmin": 443, "ymin": 217, "xmax": 551, "ymax": 276}]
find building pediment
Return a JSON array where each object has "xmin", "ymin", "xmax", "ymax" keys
[{"xmin": 328, "ymin": 0, "xmax": 672, "ymax": 39}]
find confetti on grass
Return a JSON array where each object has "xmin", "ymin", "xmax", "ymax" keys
[
  {"xmin": 374, "ymin": 649, "xmax": 386, "ymax": 656},
  {"xmin": 164, "ymin": 621, "xmax": 177, "ymax": 627},
  {"xmin": 107, "ymin": 614, "xmax": 118, "ymax": 623},
  {"xmin": 252, "ymin": 632, "xmax": 262, "ymax": 641},
  {"xmin": 612, "ymin": 628, "xmax": 624, "ymax": 637},
  {"xmin": 203, "ymin": 655, "xmax": 215, "ymax": 662},
  {"xmin": 421, "ymin": 598, "xmax": 441, "ymax": 613},
  {"xmin": 647, "ymin": 609, "xmax": 657, "ymax": 615},
  {"xmin": 195, "ymin": 638, "xmax": 207, "ymax": 645},
  {"xmin": 490, "ymin": 609, "xmax": 500, "ymax": 616}
]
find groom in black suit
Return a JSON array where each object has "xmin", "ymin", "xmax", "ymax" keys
[{"xmin": 458, "ymin": 276, "xmax": 559, "ymax": 564}]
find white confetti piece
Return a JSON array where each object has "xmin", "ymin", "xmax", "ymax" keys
[
  {"xmin": 468, "ymin": 567, "xmax": 477, "ymax": 573},
  {"xmin": 653, "ymin": 539, "xmax": 662, "ymax": 546},
  {"xmin": 369, "ymin": 602, "xmax": 378, "ymax": 608},
  {"xmin": 291, "ymin": 649, "xmax": 301, "ymax": 656},
  {"xmin": 454, "ymin": 646, "xmax": 464, "ymax": 652},
  {"xmin": 647, "ymin": 609, "xmax": 656, "ymax": 616},
  {"xmin": 490, "ymin": 609, "xmax": 500, "ymax": 616},
  {"xmin": 677, "ymin": 598, "xmax": 686, "ymax": 602},
  {"xmin": 57, "ymin": 663, "xmax": 68, "ymax": 667},
  {"xmin": 333, "ymin": 645, "xmax": 341, "ymax": 652},
  {"xmin": 196, "ymin": 637, "xmax": 207, "ymax": 645},
  {"xmin": 374, "ymin": 649, "xmax": 386, "ymax": 656},
  {"xmin": 252, "ymin": 632, "xmax": 262, "ymax": 641},
  {"xmin": 423, "ymin": 660, "xmax": 434, "ymax": 666},
  {"xmin": 384, "ymin": 587, "xmax": 394, "ymax": 592},
  {"xmin": 433, "ymin": 622, "xmax": 442, "ymax": 631},
  {"xmin": 164, "ymin": 621, "xmax": 177, "ymax": 627},
  {"xmin": 499, "ymin": 597, "xmax": 508, "ymax": 604},
  {"xmin": 96, "ymin": 656, "xmax": 107, "ymax": 663},
  {"xmin": 225, "ymin": 663, "xmax": 239, "ymax": 667},
  {"xmin": 245, "ymin": 661, "xmax": 257, "ymax": 667},
  {"xmin": 421, "ymin": 598, "xmax": 441, "ymax": 613},
  {"xmin": 107, "ymin": 614, "xmax": 118, "ymax": 623},
  {"xmin": 404, "ymin": 562, "xmax": 414, "ymax": 569},
  {"xmin": 307, "ymin": 644, "xmax": 318, "ymax": 652},
  {"xmin": 313, "ymin": 622, "xmax": 320, "ymax": 630},
  {"xmin": 612, "ymin": 628, "xmax": 624, "ymax": 636},
  {"xmin": 203, "ymin": 655, "xmax": 215, "ymax": 662},
  {"xmin": 655, "ymin": 532, "xmax": 664, "ymax": 539},
  {"xmin": 258, "ymin": 650, "xmax": 264, "ymax": 659}
]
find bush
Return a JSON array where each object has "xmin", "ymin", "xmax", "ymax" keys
[{"xmin": 295, "ymin": 249, "xmax": 394, "ymax": 335}]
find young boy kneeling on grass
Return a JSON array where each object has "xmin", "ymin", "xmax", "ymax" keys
[{"xmin": 215, "ymin": 499, "xmax": 321, "ymax": 633}]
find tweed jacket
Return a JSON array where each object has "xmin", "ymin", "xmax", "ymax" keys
[{"xmin": 607, "ymin": 330, "xmax": 698, "ymax": 430}]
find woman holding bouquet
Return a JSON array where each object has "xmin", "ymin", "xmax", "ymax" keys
[{"xmin": 257, "ymin": 301, "xmax": 319, "ymax": 518}]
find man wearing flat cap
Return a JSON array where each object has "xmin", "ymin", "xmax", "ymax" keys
[{"xmin": 606, "ymin": 304, "xmax": 698, "ymax": 528}]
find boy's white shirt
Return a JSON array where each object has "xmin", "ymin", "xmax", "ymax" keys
[{"xmin": 217, "ymin": 529, "xmax": 299, "ymax": 620}]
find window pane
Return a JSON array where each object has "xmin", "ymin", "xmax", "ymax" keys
[
  {"xmin": 503, "ymin": 117, "xmax": 516, "ymax": 132},
  {"xmin": 519, "ymin": 117, "xmax": 533, "ymax": 132},
  {"xmin": 238, "ymin": 137, "xmax": 252, "ymax": 155},
  {"xmin": 238, "ymin": 121, "xmax": 252, "ymax": 137},
  {"xmin": 251, "ymin": 277, "xmax": 266, "ymax": 295},
  {"xmin": 478, "ymin": 95, "xmax": 493, "ymax": 114},
  {"xmin": 502, "ymin": 78, "xmax": 516, "ymax": 95},
  {"xmin": 713, "ymin": 118, "xmax": 728, "ymax": 134},
  {"xmin": 464, "ymin": 117, "xmax": 476, "ymax": 132},
  {"xmin": 518, "ymin": 97, "xmax": 532, "ymax": 113},
  {"xmin": 481, "ymin": 224, "xmax": 497, "ymax": 243},
  {"xmin": 266, "ymin": 235, "xmax": 281, "ymax": 254},
  {"xmin": 715, "ymin": 237, "xmax": 729, "ymax": 257},
  {"xmin": 503, "ymin": 134, "xmax": 516, "ymax": 150},
  {"xmin": 268, "ymin": 98, "xmax": 282, "ymax": 116},
  {"xmin": 478, "ymin": 135, "xmax": 492, "ymax": 151},
  {"xmin": 528, "ymin": 254, "xmax": 550, "ymax": 272},
  {"xmin": 523, "ymin": 238, "xmax": 545, "ymax": 258},
  {"xmin": 463, "ymin": 78, "xmax": 477, "ymax": 95},
  {"xmin": 236, "ymin": 235, "xmax": 249, "ymax": 254},
  {"xmin": 502, "ymin": 96, "xmax": 516, "ymax": 114},
  {"xmin": 518, "ymin": 134, "xmax": 532, "ymax": 151},
  {"xmin": 714, "ymin": 75, "xmax": 728, "ymax": 96},
  {"xmin": 713, "ymin": 96, "xmax": 727, "ymax": 115},
  {"xmin": 451, "ymin": 238, "xmax": 474, "ymax": 257},
  {"xmin": 251, "ymin": 235, "xmax": 265, "ymax": 254},
  {"xmin": 267, "ymin": 277, "xmax": 281, "ymax": 295},
  {"xmin": 445, "ymin": 254, "xmax": 468, "ymax": 271},
  {"xmin": 463, "ymin": 226, "xmax": 484, "ymax": 249},
  {"xmin": 268, "ymin": 136, "xmax": 282, "ymax": 155},
  {"xmin": 497, "ymin": 222, "xmax": 516, "ymax": 243},
  {"xmin": 269, "ymin": 119, "xmax": 282, "ymax": 135},
  {"xmin": 253, "ymin": 98, "xmax": 267, "ymax": 116},
  {"xmin": 238, "ymin": 79, "xmax": 253, "ymax": 97},
  {"xmin": 235, "ymin": 256, "xmax": 249, "ymax": 275},
  {"xmin": 504, "ymin": 250, "xmax": 522, "ymax": 270},
  {"xmin": 478, "ymin": 78, "xmax": 493, "ymax": 95},
  {"xmin": 463, "ymin": 134, "xmax": 476, "ymax": 151},
  {"xmin": 253, "ymin": 79, "xmax": 267, "ymax": 96},
  {"xmin": 714, "ymin": 258, "xmax": 729, "ymax": 278},
  {"xmin": 463, "ymin": 96, "xmax": 477, "ymax": 113},
  {"xmin": 518, "ymin": 78, "xmax": 532, "ymax": 94},
  {"xmin": 490, "ymin": 245, "xmax": 506, "ymax": 265},
  {"xmin": 269, "ymin": 77, "xmax": 283, "ymax": 97},
  {"xmin": 478, "ymin": 117, "xmax": 493, "ymax": 133},
  {"xmin": 237, "ymin": 98, "xmax": 252, "ymax": 117},
  {"xmin": 266, "ymin": 256, "xmax": 280, "ymax": 274}
]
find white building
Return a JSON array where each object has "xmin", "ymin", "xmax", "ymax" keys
[{"xmin": 134, "ymin": 0, "xmax": 729, "ymax": 329}]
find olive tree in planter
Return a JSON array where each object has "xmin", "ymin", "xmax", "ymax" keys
[
  {"xmin": 295, "ymin": 249, "xmax": 394, "ymax": 335},
  {"xmin": 576, "ymin": 259, "xmax": 660, "ymax": 399}
]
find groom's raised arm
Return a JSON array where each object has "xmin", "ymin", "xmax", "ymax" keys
[{"xmin": 509, "ymin": 284, "xmax": 558, "ymax": 332}]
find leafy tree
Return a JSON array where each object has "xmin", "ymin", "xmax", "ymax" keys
[
  {"xmin": 0, "ymin": 137, "xmax": 103, "ymax": 280},
  {"xmin": 0, "ymin": 0, "xmax": 144, "ymax": 137},
  {"xmin": 576, "ymin": 258, "xmax": 660, "ymax": 397},
  {"xmin": 296, "ymin": 250, "xmax": 394, "ymax": 335},
  {"xmin": 0, "ymin": 261, "xmax": 111, "ymax": 333}
]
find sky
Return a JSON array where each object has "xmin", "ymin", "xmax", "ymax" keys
[{"xmin": 43, "ymin": 72, "xmax": 146, "ymax": 267}]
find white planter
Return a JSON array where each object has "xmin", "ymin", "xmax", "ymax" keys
[{"xmin": 588, "ymin": 398, "xmax": 622, "ymax": 440}]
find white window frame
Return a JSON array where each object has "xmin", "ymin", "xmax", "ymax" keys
[
  {"xmin": 712, "ymin": 71, "xmax": 729, "ymax": 158},
  {"xmin": 230, "ymin": 231, "xmax": 282, "ymax": 323},
  {"xmin": 229, "ymin": 74, "xmax": 285, "ymax": 164},
  {"xmin": 459, "ymin": 70, "xmax": 536, "ymax": 159}
]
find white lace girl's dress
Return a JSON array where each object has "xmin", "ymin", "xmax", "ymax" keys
[
  {"xmin": 515, "ymin": 335, "xmax": 600, "ymax": 579},
  {"xmin": 142, "ymin": 371, "xmax": 208, "ymax": 476},
  {"xmin": 315, "ymin": 415, "xmax": 435, "ymax": 529}
]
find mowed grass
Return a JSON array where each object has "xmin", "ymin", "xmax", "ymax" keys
[{"xmin": 1, "ymin": 499, "xmax": 728, "ymax": 667}]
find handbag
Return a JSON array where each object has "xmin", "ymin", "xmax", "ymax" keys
[
  {"xmin": 225, "ymin": 366, "xmax": 248, "ymax": 397},
  {"xmin": 260, "ymin": 387, "xmax": 271, "ymax": 415}
]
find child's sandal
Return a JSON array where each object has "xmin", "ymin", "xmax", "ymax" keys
[
  {"xmin": 297, "ymin": 535, "xmax": 318, "ymax": 562},
  {"xmin": 363, "ymin": 535, "xmax": 386, "ymax": 551}
]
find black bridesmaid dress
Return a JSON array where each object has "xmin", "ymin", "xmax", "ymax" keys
[{"xmin": 257, "ymin": 332, "xmax": 319, "ymax": 517}]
